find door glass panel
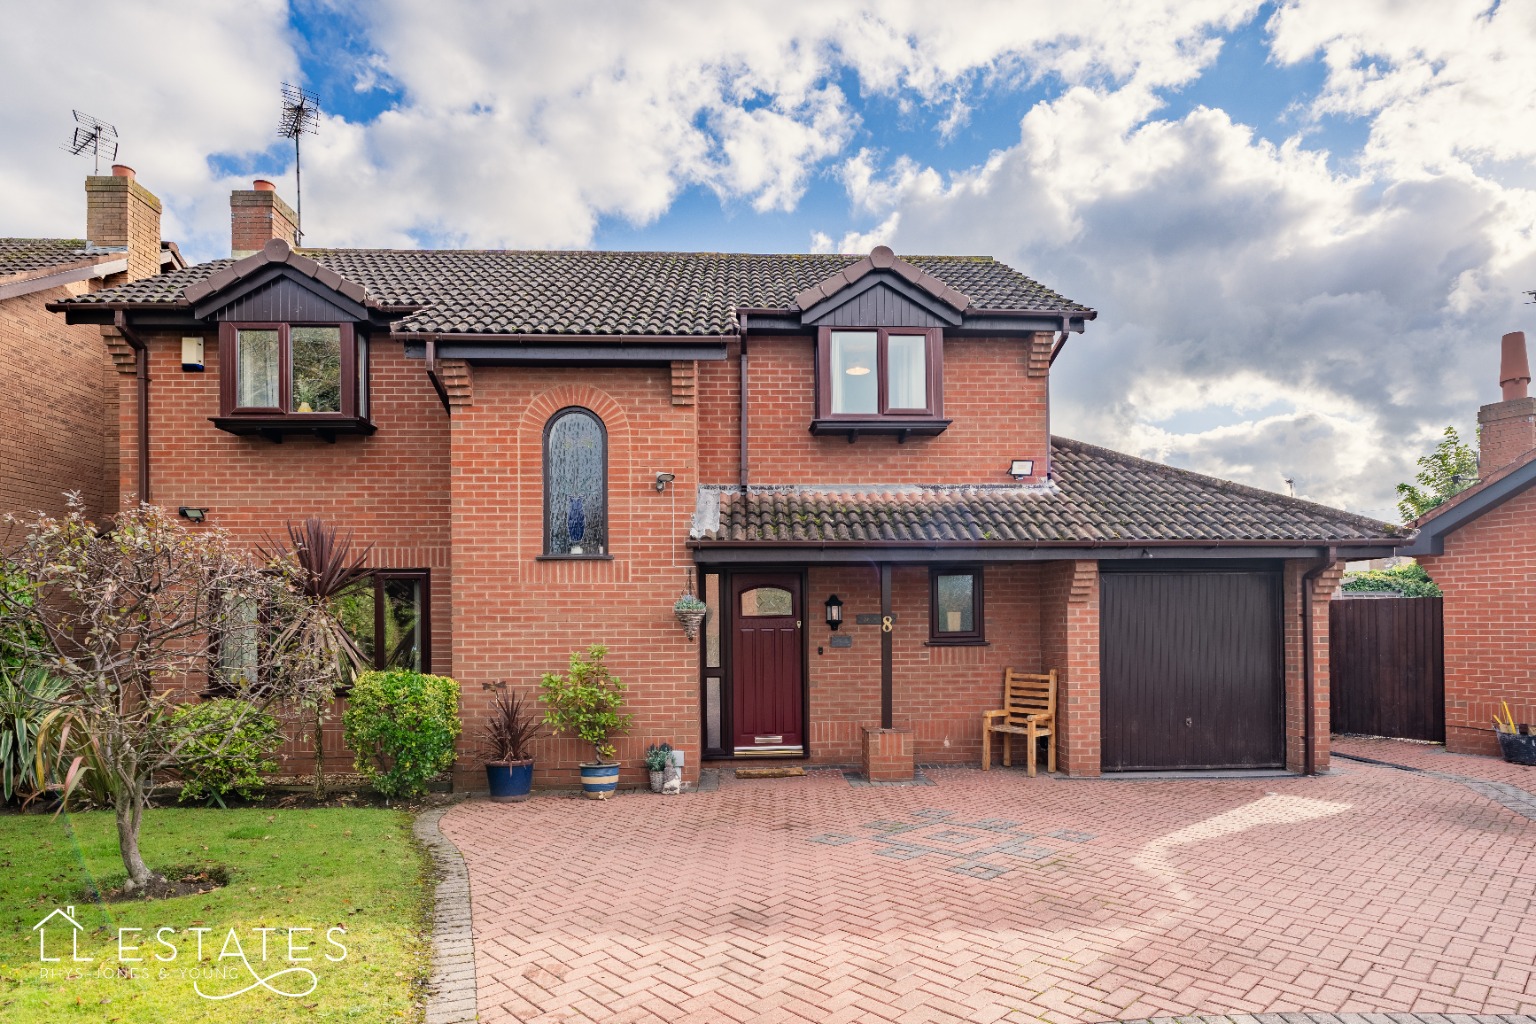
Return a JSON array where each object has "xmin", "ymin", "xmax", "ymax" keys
[
  {"xmin": 740, "ymin": 587, "xmax": 793, "ymax": 617},
  {"xmin": 829, "ymin": 331, "xmax": 877, "ymax": 414},
  {"xmin": 705, "ymin": 676, "xmax": 723, "ymax": 750},
  {"xmin": 704, "ymin": 573, "xmax": 721, "ymax": 668},
  {"xmin": 381, "ymin": 577, "xmax": 423, "ymax": 670},
  {"xmin": 887, "ymin": 334, "xmax": 927, "ymax": 409},
  {"xmin": 291, "ymin": 326, "xmax": 342, "ymax": 413},
  {"xmin": 935, "ymin": 573, "xmax": 975, "ymax": 633},
  {"xmin": 235, "ymin": 329, "xmax": 280, "ymax": 408}
]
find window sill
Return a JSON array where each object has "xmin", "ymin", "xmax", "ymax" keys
[
  {"xmin": 924, "ymin": 638, "xmax": 989, "ymax": 647},
  {"xmin": 211, "ymin": 415, "xmax": 375, "ymax": 443},
  {"xmin": 810, "ymin": 417, "xmax": 951, "ymax": 443},
  {"xmin": 535, "ymin": 553, "xmax": 615, "ymax": 561}
]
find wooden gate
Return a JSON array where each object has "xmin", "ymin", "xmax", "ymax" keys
[
  {"xmin": 1329, "ymin": 596, "xmax": 1445, "ymax": 742},
  {"xmin": 1101, "ymin": 569, "xmax": 1284, "ymax": 771}
]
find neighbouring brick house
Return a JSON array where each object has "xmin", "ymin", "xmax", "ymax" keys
[
  {"xmin": 50, "ymin": 181, "xmax": 1404, "ymax": 788},
  {"xmin": 1403, "ymin": 330, "xmax": 1536, "ymax": 756},
  {"xmin": 1, "ymin": 165, "xmax": 180, "ymax": 522}
]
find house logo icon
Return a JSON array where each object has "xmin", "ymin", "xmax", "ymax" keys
[{"xmin": 33, "ymin": 905, "xmax": 88, "ymax": 963}]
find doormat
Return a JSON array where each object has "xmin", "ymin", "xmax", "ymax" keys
[{"xmin": 736, "ymin": 766, "xmax": 807, "ymax": 779}]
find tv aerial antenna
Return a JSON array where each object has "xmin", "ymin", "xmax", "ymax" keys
[
  {"xmin": 63, "ymin": 110, "xmax": 119, "ymax": 174},
  {"xmin": 278, "ymin": 82, "xmax": 319, "ymax": 245}
]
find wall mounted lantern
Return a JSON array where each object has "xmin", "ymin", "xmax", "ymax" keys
[
  {"xmin": 825, "ymin": 594, "xmax": 844, "ymax": 631},
  {"xmin": 1008, "ymin": 459, "xmax": 1034, "ymax": 481}
]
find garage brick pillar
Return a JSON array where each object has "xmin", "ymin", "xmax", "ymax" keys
[
  {"xmin": 1284, "ymin": 558, "xmax": 1344, "ymax": 774},
  {"xmin": 1043, "ymin": 560, "xmax": 1100, "ymax": 777}
]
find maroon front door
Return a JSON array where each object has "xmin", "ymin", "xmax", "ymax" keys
[{"xmin": 731, "ymin": 573, "xmax": 804, "ymax": 755}]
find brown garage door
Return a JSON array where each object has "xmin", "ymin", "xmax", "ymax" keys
[{"xmin": 1100, "ymin": 568, "xmax": 1284, "ymax": 771}]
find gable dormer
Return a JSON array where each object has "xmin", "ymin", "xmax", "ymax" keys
[
  {"xmin": 182, "ymin": 238, "xmax": 376, "ymax": 441},
  {"xmin": 797, "ymin": 246, "xmax": 969, "ymax": 442}
]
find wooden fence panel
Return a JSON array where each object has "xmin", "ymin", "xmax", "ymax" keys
[{"xmin": 1329, "ymin": 596, "xmax": 1445, "ymax": 741}]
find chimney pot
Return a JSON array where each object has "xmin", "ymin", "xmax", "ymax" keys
[
  {"xmin": 1501, "ymin": 331, "xmax": 1530, "ymax": 401},
  {"xmin": 111, "ymin": 164, "xmax": 135, "ymax": 180},
  {"xmin": 252, "ymin": 179, "xmax": 275, "ymax": 192}
]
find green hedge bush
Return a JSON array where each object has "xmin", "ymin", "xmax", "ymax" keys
[
  {"xmin": 342, "ymin": 669, "xmax": 461, "ymax": 798},
  {"xmin": 169, "ymin": 699, "xmax": 283, "ymax": 806}
]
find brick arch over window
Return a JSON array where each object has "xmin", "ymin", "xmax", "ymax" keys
[{"xmin": 520, "ymin": 386, "xmax": 631, "ymax": 573}]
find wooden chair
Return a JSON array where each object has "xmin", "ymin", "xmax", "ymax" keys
[{"xmin": 981, "ymin": 669, "xmax": 1057, "ymax": 777}]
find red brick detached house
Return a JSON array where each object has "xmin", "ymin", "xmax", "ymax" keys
[
  {"xmin": 50, "ymin": 182, "xmax": 1403, "ymax": 787},
  {"xmin": 2, "ymin": 165, "xmax": 180, "ymax": 522},
  {"xmin": 1404, "ymin": 330, "xmax": 1536, "ymax": 756}
]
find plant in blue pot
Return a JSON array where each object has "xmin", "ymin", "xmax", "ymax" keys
[
  {"xmin": 481, "ymin": 682, "xmax": 542, "ymax": 802},
  {"xmin": 539, "ymin": 645, "xmax": 631, "ymax": 799}
]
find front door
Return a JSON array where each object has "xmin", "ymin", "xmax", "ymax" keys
[{"xmin": 730, "ymin": 573, "xmax": 804, "ymax": 756}]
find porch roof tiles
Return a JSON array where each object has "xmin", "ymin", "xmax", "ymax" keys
[
  {"xmin": 55, "ymin": 249, "xmax": 1090, "ymax": 335},
  {"xmin": 692, "ymin": 437, "xmax": 1402, "ymax": 545}
]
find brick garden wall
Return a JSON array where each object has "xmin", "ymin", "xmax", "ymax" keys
[
  {"xmin": 0, "ymin": 282, "xmax": 117, "ymax": 522},
  {"xmin": 1419, "ymin": 489, "xmax": 1536, "ymax": 755}
]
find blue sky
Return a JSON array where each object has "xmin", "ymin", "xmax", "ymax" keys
[{"xmin": 3, "ymin": 0, "xmax": 1533, "ymax": 515}]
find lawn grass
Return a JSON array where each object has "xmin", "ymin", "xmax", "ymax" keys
[{"xmin": 0, "ymin": 806, "xmax": 432, "ymax": 1021}]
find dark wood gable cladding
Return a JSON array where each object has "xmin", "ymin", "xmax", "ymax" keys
[
  {"xmin": 799, "ymin": 272, "xmax": 960, "ymax": 328},
  {"xmin": 192, "ymin": 264, "xmax": 370, "ymax": 323}
]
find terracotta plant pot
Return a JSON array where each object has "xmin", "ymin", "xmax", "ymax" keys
[
  {"xmin": 486, "ymin": 759, "xmax": 534, "ymax": 802},
  {"xmin": 579, "ymin": 761, "xmax": 620, "ymax": 799},
  {"xmin": 1497, "ymin": 731, "xmax": 1536, "ymax": 766}
]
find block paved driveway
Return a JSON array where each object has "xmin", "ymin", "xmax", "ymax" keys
[{"xmin": 439, "ymin": 740, "xmax": 1536, "ymax": 1024}]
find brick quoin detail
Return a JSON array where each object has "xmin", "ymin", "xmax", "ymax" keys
[{"xmin": 1420, "ymin": 485, "xmax": 1536, "ymax": 756}]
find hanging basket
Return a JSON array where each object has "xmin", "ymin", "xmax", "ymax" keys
[{"xmin": 675, "ymin": 606, "xmax": 706, "ymax": 641}]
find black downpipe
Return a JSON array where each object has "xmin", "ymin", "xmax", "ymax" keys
[{"xmin": 114, "ymin": 311, "xmax": 150, "ymax": 505}]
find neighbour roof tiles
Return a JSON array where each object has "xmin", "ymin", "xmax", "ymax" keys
[
  {"xmin": 692, "ymin": 437, "xmax": 1400, "ymax": 545},
  {"xmin": 0, "ymin": 237, "xmax": 102, "ymax": 278},
  {"xmin": 58, "ymin": 247, "xmax": 1091, "ymax": 336}
]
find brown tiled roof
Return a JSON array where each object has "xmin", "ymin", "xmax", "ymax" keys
[
  {"xmin": 692, "ymin": 437, "xmax": 1401, "ymax": 545},
  {"xmin": 0, "ymin": 237, "xmax": 98, "ymax": 278},
  {"xmin": 57, "ymin": 248, "xmax": 1090, "ymax": 336}
]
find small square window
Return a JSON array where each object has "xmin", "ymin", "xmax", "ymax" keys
[{"xmin": 930, "ymin": 567, "xmax": 984, "ymax": 644}]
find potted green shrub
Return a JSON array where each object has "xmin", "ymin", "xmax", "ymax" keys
[
  {"xmin": 482, "ymin": 683, "xmax": 542, "ymax": 802},
  {"xmin": 645, "ymin": 742, "xmax": 673, "ymax": 793},
  {"xmin": 539, "ymin": 645, "xmax": 631, "ymax": 799}
]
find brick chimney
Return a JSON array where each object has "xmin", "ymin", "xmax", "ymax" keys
[
  {"xmin": 85, "ymin": 164, "xmax": 162, "ymax": 282},
  {"xmin": 231, "ymin": 179, "xmax": 299, "ymax": 258},
  {"xmin": 1478, "ymin": 330, "xmax": 1536, "ymax": 475}
]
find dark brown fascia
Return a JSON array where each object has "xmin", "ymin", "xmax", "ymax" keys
[
  {"xmin": 390, "ymin": 331, "xmax": 733, "ymax": 344},
  {"xmin": 687, "ymin": 536, "xmax": 1404, "ymax": 553}
]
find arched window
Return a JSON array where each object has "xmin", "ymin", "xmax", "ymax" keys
[{"xmin": 544, "ymin": 407, "xmax": 607, "ymax": 556}]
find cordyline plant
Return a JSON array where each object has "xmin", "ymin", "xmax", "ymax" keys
[
  {"xmin": 0, "ymin": 499, "xmax": 337, "ymax": 891},
  {"xmin": 262, "ymin": 518, "xmax": 371, "ymax": 801}
]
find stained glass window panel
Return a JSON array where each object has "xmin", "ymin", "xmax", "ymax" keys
[
  {"xmin": 545, "ymin": 409, "xmax": 607, "ymax": 555},
  {"xmin": 740, "ymin": 587, "xmax": 793, "ymax": 617}
]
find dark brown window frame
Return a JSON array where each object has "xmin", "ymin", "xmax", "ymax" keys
[
  {"xmin": 356, "ymin": 569, "xmax": 432, "ymax": 674},
  {"xmin": 216, "ymin": 321, "xmax": 368, "ymax": 423},
  {"xmin": 541, "ymin": 406, "xmax": 610, "ymax": 559},
  {"xmin": 815, "ymin": 326, "xmax": 944, "ymax": 420},
  {"xmin": 928, "ymin": 565, "xmax": 986, "ymax": 646}
]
